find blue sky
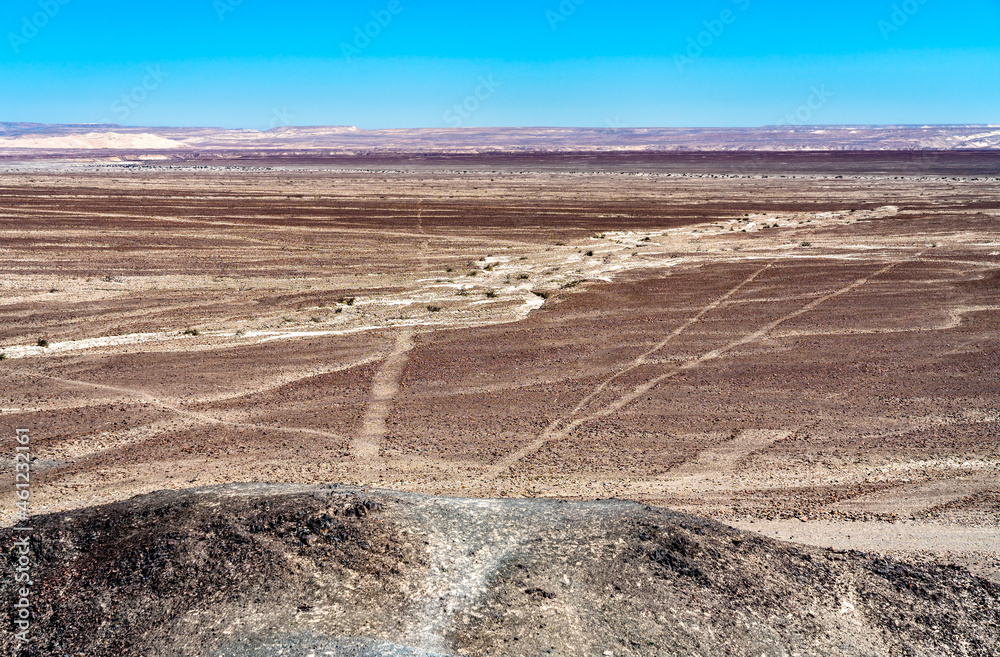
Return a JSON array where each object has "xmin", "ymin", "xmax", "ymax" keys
[{"xmin": 1, "ymin": 0, "xmax": 998, "ymax": 129}]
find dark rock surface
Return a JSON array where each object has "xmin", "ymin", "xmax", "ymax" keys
[{"xmin": 3, "ymin": 484, "xmax": 999, "ymax": 656}]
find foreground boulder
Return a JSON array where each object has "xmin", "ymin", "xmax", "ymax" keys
[{"xmin": 3, "ymin": 483, "xmax": 998, "ymax": 656}]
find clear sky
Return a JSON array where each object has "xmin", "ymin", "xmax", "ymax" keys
[{"xmin": 1, "ymin": 0, "xmax": 997, "ymax": 130}]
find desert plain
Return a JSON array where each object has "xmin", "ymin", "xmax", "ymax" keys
[{"xmin": 1, "ymin": 147, "xmax": 999, "ymax": 654}]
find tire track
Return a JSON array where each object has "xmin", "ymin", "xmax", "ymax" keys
[{"xmin": 486, "ymin": 259, "xmax": 908, "ymax": 479}]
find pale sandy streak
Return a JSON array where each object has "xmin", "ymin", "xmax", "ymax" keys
[
  {"xmin": 6, "ymin": 207, "xmax": 533, "ymax": 247},
  {"xmin": 353, "ymin": 330, "xmax": 415, "ymax": 460},
  {"xmin": 483, "ymin": 263, "xmax": 772, "ymax": 480},
  {"xmin": 353, "ymin": 203, "xmax": 427, "ymax": 461},
  {"xmin": 486, "ymin": 259, "xmax": 907, "ymax": 479},
  {"xmin": 8, "ymin": 371, "xmax": 348, "ymax": 443},
  {"xmin": 546, "ymin": 262, "xmax": 774, "ymax": 431}
]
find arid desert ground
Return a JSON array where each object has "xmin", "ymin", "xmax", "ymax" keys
[{"xmin": 2, "ymin": 152, "xmax": 998, "ymax": 584}]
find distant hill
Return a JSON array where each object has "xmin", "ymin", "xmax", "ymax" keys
[{"xmin": 1, "ymin": 123, "xmax": 999, "ymax": 155}]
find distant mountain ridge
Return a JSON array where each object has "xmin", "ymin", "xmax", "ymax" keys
[{"xmin": 1, "ymin": 122, "xmax": 999, "ymax": 153}]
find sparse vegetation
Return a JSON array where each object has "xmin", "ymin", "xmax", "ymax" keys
[
  {"xmin": 801, "ymin": 242, "xmax": 812, "ymax": 247},
  {"xmin": 467, "ymin": 271, "xmax": 478, "ymax": 277},
  {"xmin": 485, "ymin": 289, "xmax": 498, "ymax": 298},
  {"xmin": 427, "ymin": 305, "xmax": 442, "ymax": 312},
  {"xmin": 335, "ymin": 307, "xmax": 343, "ymax": 314},
  {"xmin": 0, "ymin": 353, "xmax": 7, "ymax": 361},
  {"xmin": 37, "ymin": 338, "xmax": 50, "ymax": 347},
  {"xmin": 338, "ymin": 297, "xmax": 356, "ymax": 306},
  {"xmin": 484, "ymin": 264, "xmax": 494, "ymax": 271},
  {"xmin": 517, "ymin": 273, "xmax": 530, "ymax": 280},
  {"xmin": 585, "ymin": 250, "xmax": 594, "ymax": 256},
  {"xmin": 182, "ymin": 328, "xmax": 201, "ymax": 336},
  {"xmin": 446, "ymin": 267, "xmax": 454, "ymax": 272}
]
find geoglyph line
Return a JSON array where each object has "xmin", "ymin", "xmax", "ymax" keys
[
  {"xmin": 353, "ymin": 330, "xmax": 415, "ymax": 460},
  {"xmin": 8, "ymin": 370, "xmax": 348, "ymax": 444},
  {"xmin": 486, "ymin": 258, "xmax": 910, "ymax": 479},
  {"xmin": 353, "ymin": 205, "xmax": 427, "ymax": 462},
  {"xmin": 544, "ymin": 261, "xmax": 774, "ymax": 432}
]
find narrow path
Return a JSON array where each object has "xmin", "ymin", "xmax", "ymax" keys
[{"xmin": 400, "ymin": 498, "xmax": 526, "ymax": 653}]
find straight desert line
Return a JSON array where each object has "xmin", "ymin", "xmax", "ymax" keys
[{"xmin": 485, "ymin": 258, "xmax": 909, "ymax": 479}]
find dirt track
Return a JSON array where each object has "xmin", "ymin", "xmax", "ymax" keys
[{"xmin": 1, "ymin": 154, "xmax": 999, "ymax": 581}]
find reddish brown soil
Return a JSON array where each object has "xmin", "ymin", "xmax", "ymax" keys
[{"xmin": 1, "ymin": 156, "xmax": 998, "ymax": 578}]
